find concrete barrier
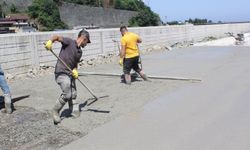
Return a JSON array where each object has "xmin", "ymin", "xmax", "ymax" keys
[
  {"xmin": 59, "ymin": 3, "xmax": 137, "ymax": 28},
  {"xmin": 0, "ymin": 23, "xmax": 250, "ymax": 75}
]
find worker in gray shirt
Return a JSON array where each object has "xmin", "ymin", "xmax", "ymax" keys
[{"xmin": 45, "ymin": 29, "xmax": 91, "ymax": 124}]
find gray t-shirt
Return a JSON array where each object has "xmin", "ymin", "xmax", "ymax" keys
[{"xmin": 55, "ymin": 37, "xmax": 82, "ymax": 75}]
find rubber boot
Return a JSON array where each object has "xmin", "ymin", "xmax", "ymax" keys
[
  {"xmin": 68, "ymin": 99, "xmax": 73, "ymax": 113},
  {"xmin": 71, "ymin": 100, "xmax": 80, "ymax": 118},
  {"xmin": 1, "ymin": 94, "xmax": 12, "ymax": 114},
  {"xmin": 52, "ymin": 97, "xmax": 66, "ymax": 124}
]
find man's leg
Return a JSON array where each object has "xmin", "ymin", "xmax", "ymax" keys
[
  {"xmin": 53, "ymin": 74, "xmax": 72, "ymax": 124},
  {"xmin": 68, "ymin": 99, "xmax": 73, "ymax": 113},
  {"xmin": 124, "ymin": 74, "xmax": 131, "ymax": 85},
  {"xmin": 69, "ymin": 79, "xmax": 80, "ymax": 118},
  {"xmin": 123, "ymin": 58, "xmax": 132, "ymax": 85},
  {"xmin": 53, "ymin": 95, "xmax": 66, "ymax": 124},
  {"xmin": 0, "ymin": 66, "xmax": 12, "ymax": 114},
  {"xmin": 138, "ymin": 71, "xmax": 150, "ymax": 81},
  {"xmin": 133, "ymin": 56, "xmax": 150, "ymax": 81}
]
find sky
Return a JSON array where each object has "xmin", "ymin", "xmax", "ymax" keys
[{"xmin": 146, "ymin": 0, "xmax": 250, "ymax": 22}]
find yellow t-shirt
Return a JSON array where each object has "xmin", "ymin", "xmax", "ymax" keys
[{"xmin": 121, "ymin": 32, "xmax": 140, "ymax": 58}]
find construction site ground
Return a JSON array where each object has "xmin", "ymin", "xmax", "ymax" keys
[{"xmin": 0, "ymin": 34, "xmax": 250, "ymax": 150}]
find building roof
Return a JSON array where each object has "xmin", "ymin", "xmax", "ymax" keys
[
  {"xmin": 0, "ymin": 21, "xmax": 16, "ymax": 25},
  {"xmin": 5, "ymin": 14, "xmax": 29, "ymax": 20}
]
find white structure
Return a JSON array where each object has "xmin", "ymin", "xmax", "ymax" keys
[{"xmin": 0, "ymin": 23, "xmax": 250, "ymax": 75}]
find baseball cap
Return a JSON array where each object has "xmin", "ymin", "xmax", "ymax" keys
[{"xmin": 78, "ymin": 29, "xmax": 91, "ymax": 43}]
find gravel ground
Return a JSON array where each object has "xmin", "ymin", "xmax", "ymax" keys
[{"xmin": 0, "ymin": 106, "xmax": 83, "ymax": 150}]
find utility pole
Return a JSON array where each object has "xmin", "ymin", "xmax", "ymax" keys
[{"xmin": 165, "ymin": 16, "xmax": 167, "ymax": 24}]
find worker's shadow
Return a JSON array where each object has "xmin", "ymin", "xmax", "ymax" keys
[
  {"xmin": 0, "ymin": 95, "xmax": 30, "ymax": 111},
  {"xmin": 120, "ymin": 72, "xmax": 142, "ymax": 83},
  {"xmin": 60, "ymin": 100, "xmax": 110, "ymax": 118}
]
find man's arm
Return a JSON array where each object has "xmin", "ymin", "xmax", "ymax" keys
[
  {"xmin": 45, "ymin": 35, "xmax": 64, "ymax": 50},
  {"xmin": 50, "ymin": 35, "xmax": 64, "ymax": 43},
  {"xmin": 120, "ymin": 45, "xmax": 126, "ymax": 58},
  {"xmin": 120, "ymin": 38, "xmax": 126, "ymax": 58},
  {"xmin": 118, "ymin": 44, "xmax": 126, "ymax": 66}
]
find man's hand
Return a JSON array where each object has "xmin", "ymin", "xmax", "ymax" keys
[
  {"xmin": 45, "ymin": 40, "xmax": 53, "ymax": 51},
  {"xmin": 119, "ymin": 58, "xmax": 123, "ymax": 66},
  {"xmin": 72, "ymin": 68, "xmax": 79, "ymax": 79}
]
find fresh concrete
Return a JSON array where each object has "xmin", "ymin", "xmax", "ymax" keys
[
  {"xmin": 60, "ymin": 46, "xmax": 250, "ymax": 150},
  {"xmin": 1, "ymin": 45, "xmax": 249, "ymax": 149}
]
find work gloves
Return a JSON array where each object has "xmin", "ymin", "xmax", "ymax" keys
[
  {"xmin": 45, "ymin": 40, "xmax": 53, "ymax": 51},
  {"xmin": 119, "ymin": 58, "xmax": 123, "ymax": 66},
  {"xmin": 72, "ymin": 68, "xmax": 79, "ymax": 79}
]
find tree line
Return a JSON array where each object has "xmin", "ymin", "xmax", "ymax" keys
[
  {"xmin": 1, "ymin": 0, "xmax": 161, "ymax": 31},
  {"xmin": 28, "ymin": 0, "xmax": 161, "ymax": 31},
  {"xmin": 167, "ymin": 18, "xmax": 223, "ymax": 25}
]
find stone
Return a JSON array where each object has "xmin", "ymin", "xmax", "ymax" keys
[
  {"xmin": 87, "ymin": 60, "xmax": 94, "ymax": 65},
  {"xmin": 5, "ymin": 73, "xmax": 14, "ymax": 80},
  {"xmin": 152, "ymin": 45, "xmax": 162, "ymax": 50}
]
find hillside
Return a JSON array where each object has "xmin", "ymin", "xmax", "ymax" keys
[
  {"xmin": 59, "ymin": 2, "xmax": 137, "ymax": 28},
  {"xmin": 0, "ymin": 0, "xmax": 160, "ymax": 30},
  {"xmin": 0, "ymin": 0, "xmax": 144, "ymax": 11},
  {"xmin": 0, "ymin": 0, "xmax": 32, "ymax": 11}
]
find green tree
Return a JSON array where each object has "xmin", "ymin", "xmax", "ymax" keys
[
  {"xmin": 10, "ymin": 4, "xmax": 18, "ymax": 13},
  {"xmin": 218, "ymin": 21, "xmax": 223, "ymax": 24},
  {"xmin": 129, "ymin": 7, "xmax": 160, "ymax": 27},
  {"xmin": 0, "ymin": 5, "xmax": 3, "ymax": 18},
  {"xmin": 167, "ymin": 21, "xmax": 179, "ymax": 25},
  {"xmin": 0, "ymin": 4, "xmax": 6, "ymax": 18},
  {"xmin": 114, "ymin": 0, "xmax": 161, "ymax": 27},
  {"xmin": 115, "ymin": 0, "xmax": 144, "ymax": 11},
  {"xmin": 64, "ymin": 0, "xmax": 99, "ymax": 6},
  {"xmin": 186, "ymin": 18, "xmax": 209, "ymax": 25},
  {"xmin": 28, "ymin": 0, "xmax": 67, "ymax": 31}
]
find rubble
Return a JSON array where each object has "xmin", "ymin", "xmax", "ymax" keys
[
  {"xmin": 0, "ymin": 106, "xmax": 83, "ymax": 150},
  {"xmin": 5, "ymin": 43, "xmax": 190, "ymax": 82},
  {"xmin": 5, "ymin": 73, "xmax": 14, "ymax": 80},
  {"xmin": 194, "ymin": 32, "xmax": 250, "ymax": 46}
]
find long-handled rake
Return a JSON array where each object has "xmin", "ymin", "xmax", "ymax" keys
[
  {"xmin": 112, "ymin": 39, "xmax": 121, "ymax": 56},
  {"xmin": 45, "ymin": 46, "xmax": 108, "ymax": 104}
]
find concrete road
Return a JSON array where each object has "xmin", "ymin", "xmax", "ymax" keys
[{"xmin": 61, "ymin": 46, "xmax": 250, "ymax": 150}]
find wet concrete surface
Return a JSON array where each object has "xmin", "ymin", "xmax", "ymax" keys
[
  {"xmin": 60, "ymin": 46, "xmax": 250, "ymax": 150},
  {"xmin": 1, "ymin": 46, "xmax": 249, "ymax": 149}
]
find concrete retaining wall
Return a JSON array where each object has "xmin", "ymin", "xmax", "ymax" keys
[
  {"xmin": 0, "ymin": 0, "xmax": 32, "ymax": 11},
  {"xmin": 59, "ymin": 3, "xmax": 137, "ymax": 28},
  {"xmin": 1, "ymin": 23, "xmax": 250, "ymax": 75}
]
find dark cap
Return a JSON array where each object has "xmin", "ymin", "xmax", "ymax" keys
[{"xmin": 78, "ymin": 29, "xmax": 91, "ymax": 43}]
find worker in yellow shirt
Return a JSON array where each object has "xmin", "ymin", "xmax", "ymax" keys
[{"xmin": 119, "ymin": 26, "xmax": 149, "ymax": 85}]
